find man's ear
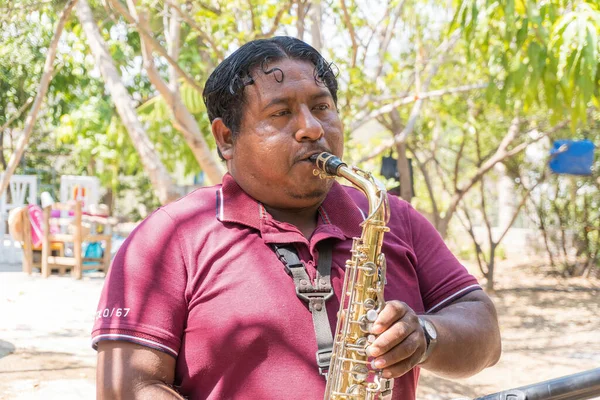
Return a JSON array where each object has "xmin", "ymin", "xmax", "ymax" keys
[{"xmin": 211, "ymin": 118, "xmax": 234, "ymax": 160}]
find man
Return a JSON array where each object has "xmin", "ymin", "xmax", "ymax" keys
[{"xmin": 93, "ymin": 36, "xmax": 501, "ymax": 399}]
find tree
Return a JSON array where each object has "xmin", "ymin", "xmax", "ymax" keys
[
  {"xmin": 106, "ymin": 0, "xmax": 225, "ymax": 185},
  {"xmin": 75, "ymin": 0, "xmax": 181, "ymax": 205},
  {"xmin": 0, "ymin": 0, "xmax": 78, "ymax": 198},
  {"xmin": 453, "ymin": 0, "xmax": 600, "ymax": 130}
]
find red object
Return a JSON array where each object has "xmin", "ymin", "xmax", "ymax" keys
[
  {"xmin": 92, "ymin": 173, "xmax": 480, "ymax": 399},
  {"xmin": 28, "ymin": 205, "xmax": 60, "ymax": 248},
  {"xmin": 28, "ymin": 205, "xmax": 44, "ymax": 248}
]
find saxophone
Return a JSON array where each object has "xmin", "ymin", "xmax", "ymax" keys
[{"xmin": 310, "ymin": 152, "xmax": 394, "ymax": 400}]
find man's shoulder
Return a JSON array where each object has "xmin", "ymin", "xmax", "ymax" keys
[{"xmin": 157, "ymin": 184, "xmax": 222, "ymax": 225}]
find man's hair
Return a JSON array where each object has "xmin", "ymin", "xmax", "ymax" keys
[{"xmin": 203, "ymin": 36, "xmax": 338, "ymax": 146}]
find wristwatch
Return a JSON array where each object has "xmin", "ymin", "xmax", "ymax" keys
[{"xmin": 418, "ymin": 317, "xmax": 438, "ymax": 364}]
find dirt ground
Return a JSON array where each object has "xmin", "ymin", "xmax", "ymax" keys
[{"xmin": 0, "ymin": 258, "xmax": 599, "ymax": 399}]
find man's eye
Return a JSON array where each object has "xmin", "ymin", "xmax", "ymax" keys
[
  {"xmin": 314, "ymin": 104, "xmax": 330, "ymax": 111},
  {"xmin": 272, "ymin": 110, "xmax": 290, "ymax": 117}
]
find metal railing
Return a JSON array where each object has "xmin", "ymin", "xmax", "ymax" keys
[{"xmin": 474, "ymin": 368, "xmax": 600, "ymax": 400}]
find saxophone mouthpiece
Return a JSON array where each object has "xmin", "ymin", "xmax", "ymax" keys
[{"xmin": 310, "ymin": 152, "xmax": 347, "ymax": 176}]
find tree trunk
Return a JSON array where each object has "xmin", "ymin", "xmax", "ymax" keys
[
  {"xmin": 131, "ymin": 2, "xmax": 225, "ymax": 186},
  {"xmin": 0, "ymin": 130, "xmax": 6, "ymax": 170},
  {"xmin": 396, "ymin": 142, "xmax": 413, "ymax": 202},
  {"xmin": 296, "ymin": 1, "xmax": 306, "ymax": 40},
  {"xmin": 486, "ymin": 243, "xmax": 496, "ymax": 292},
  {"xmin": 76, "ymin": 0, "xmax": 180, "ymax": 205},
  {"xmin": 0, "ymin": 0, "xmax": 78, "ymax": 198},
  {"xmin": 388, "ymin": 111, "xmax": 412, "ymax": 202},
  {"xmin": 434, "ymin": 216, "xmax": 446, "ymax": 237},
  {"xmin": 309, "ymin": 0, "xmax": 323, "ymax": 52}
]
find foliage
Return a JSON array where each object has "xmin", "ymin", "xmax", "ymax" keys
[
  {"xmin": 1, "ymin": 0, "xmax": 599, "ymax": 289},
  {"xmin": 519, "ymin": 118, "xmax": 600, "ymax": 277},
  {"xmin": 453, "ymin": 0, "xmax": 600, "ymax": 129}
]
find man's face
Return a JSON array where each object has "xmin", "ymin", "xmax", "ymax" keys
[{"xmin": 225, "ymin": 59, "xmax": 344, "ymax": 210}]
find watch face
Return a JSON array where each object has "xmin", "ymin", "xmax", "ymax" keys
[{"xmin": 423, "ymin": 320, "xmax": 437, "ymax": 341}]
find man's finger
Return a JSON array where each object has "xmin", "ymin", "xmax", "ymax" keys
[
  {"xmin": 368, "ymin": 318, "xmax": 417, "ymax": 358},
  {"xmin": 381, "ymin": 342, "xmax": 423, "ymax": 379},
  {"xmin": 370, "ymin": 301, "xmax": 413, "ymax": 335},
  {"xmin": 370, "ymin": 330, "xmax": 422, "ymax": 369}
]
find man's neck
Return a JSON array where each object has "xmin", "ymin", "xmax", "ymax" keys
[{"xmin": 263, "ymin": 204, "xmax": 320, "ymax": 239}]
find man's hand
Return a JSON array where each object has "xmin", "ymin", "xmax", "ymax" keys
[
  {"xmin": 366, "ymin": 290, "xmax": 501, "ymax": 380},
  {"xmin": 366, "ymin": 300, "xmax": 426, "ymax": 379}
]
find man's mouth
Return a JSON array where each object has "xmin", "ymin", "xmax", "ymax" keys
[{"xmin": 298, "ymin": 150, "xmax": 330, "ymax": 164}]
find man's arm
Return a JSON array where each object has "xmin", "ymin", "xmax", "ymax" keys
[
  {"xmin": 97, "ymin": 341, "xmax": 184, "ymax": 400},
  {"xmin": 367, "ymin": 290, "xmax": 501, "ymax": 379}
]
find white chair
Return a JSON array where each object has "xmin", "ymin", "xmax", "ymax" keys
[
  {"xmin": 59, "ymin": 175, "xmax": 100, "ymax": 212},
  {"xmin": 0, "ymin": 174, "xmax": 37, "ymax": 263}
]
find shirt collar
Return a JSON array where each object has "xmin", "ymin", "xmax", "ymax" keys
[
  {"xmin": 217, "ymin": 173, "xmax": 364, "ymax": 239},
  {"xmin": 216, "ymin": 173, "xmax": 263, "ymax": 231}
]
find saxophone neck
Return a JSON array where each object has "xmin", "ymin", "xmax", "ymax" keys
[
  {"xmin": 311, "ymin": 152, "xmax": 390, "ymax": 224},
  {"xmin": 338, "ymin": 165, "xmax": 390, "ymax": 224}
]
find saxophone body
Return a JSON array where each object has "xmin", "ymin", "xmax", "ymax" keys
[{"xmin": 311, "ymin": 152, "xmax": 394, "ymax": 400}]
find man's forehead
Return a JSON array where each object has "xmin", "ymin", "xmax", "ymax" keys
[{"xmin": 246, "ymin": 59, "xmax": 330, "ymax": 102}]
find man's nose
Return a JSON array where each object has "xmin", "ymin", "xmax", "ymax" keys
[{"xmin": 294, "ymin": 107, "xmax": 324, "ymax": 142}]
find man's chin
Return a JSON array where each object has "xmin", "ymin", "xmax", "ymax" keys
[
  {"xmin": 286, "ymin": 178, "xmax": 332, "ymax": 201},
  {"xmin": 288, "ymin": 188, "xmax": 328, "ymax": 200}
]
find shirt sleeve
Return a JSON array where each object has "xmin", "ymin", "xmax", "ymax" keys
[
  {"xmin": 403, "ymin": 202, "xmax": 481, "ymax": 313},
  {"xmin": 91, "ymin": 209, "xmax": 187, "ymax": 358}
]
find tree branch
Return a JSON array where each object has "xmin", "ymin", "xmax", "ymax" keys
[
  {"xmin": 247, "ymin": 0, "xmax": 257, "ymax": 32},
  {"xmin": 77, "ymin": 0, "xmax": 179, "ymax": 204},
  {"xmin": 439, "ymin": 118, "xmax": 569, "ymax": 231},
  {"xmin": 457, "ymin": 203, "xmax": 489, "ymax": 276},
  {"xmin": 373, "ymin": 0, "xmax": 405, "ymax": 79},
  {"xmin": 296, "ymin": 0, "xmax": 308, "ymax": 40},
  {"xmin": 164, "ymin": 0, "xmax": 180, "ymax": 93},
  {"xmin": 340, "ymin": 0, "xmax": 358, "ymax": 67},
  {"xmin": 0, "ymin": 98, "xmax": 33, "ymax": 133},
  {"xmin": 163, "ymin": 0, "xmax": 224, "ymax": 60},
  {"xmin": 407, "ymin": 145, "xmax": 439, "ymax": 226},
  {"xmin": 309, "ymin": 0, "xmax": 323, "ymax": 52},
  {"xmin": 258, "ymin": 0, "xmax": 294, "ymax": 38},
  {"xmin": 351, "ymin": 83, "xmax": 487, "ymax": 133},
  {"xmin": 107, "ymin": 0, "xmax": 204, "ymax": 93},
  {"xmin": 0, "ymin": 0, "xmax": 78, "ymax": 198},
  {"xmin": 453, "ymin": 132, "xmax": 467, "ymax": 191},
  {"xmin": 495, "ymin": 181, "xmax": 539, "ymax": 246},
  {"xmin": 134, "ymin": 6, "xmax": 224, "ymax": 184}
]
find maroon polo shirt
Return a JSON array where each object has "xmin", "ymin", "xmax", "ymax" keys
[{"xmin": 92, "ymin": 173, "xmax": 480, "ymax": 399}]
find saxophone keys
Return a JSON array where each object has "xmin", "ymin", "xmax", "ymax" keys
[
  {"xmin": 358, "ymin": 315, "xmax": 373, "ymax": 333},
  {"xmin": 360, "ymin": 262, "xmax": 377, "ymax": 276},
  {"xmin": 351, "ymin": 364, "xmax": 369, "ymax": 382},
  {"xmin": 366, "ymin": 309, "xmax": 378, "ymax": 322},
  {"xmin": 363, "ymin": 298, "xmax": 376, "ymax": 310},
  {"xmin": 354, "ymin": 337, "xmax": 368, "ymax": 356},
  {"xmin": 347, "ymin": 384, "xmax": 366, "ymax": 397}
]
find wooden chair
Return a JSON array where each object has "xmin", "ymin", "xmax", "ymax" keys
[
  {"xmin": 41, "ymin": 201, "xmax": 114, "ymax": 279},
  {"xmin": 16, "ymin": 207, "xmax": 63, "ymax": 274}
]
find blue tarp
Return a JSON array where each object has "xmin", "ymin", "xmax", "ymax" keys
[{"xmin": 549, "ymin": 140, "xmax": 595, "ymax": 176}]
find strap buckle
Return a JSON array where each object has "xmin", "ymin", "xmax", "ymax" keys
[
  {"xmin": 295, "ymin": 289, "xmax": 334, "ymax": 307},
  {"xmin": 316, "ymin": 347, "xmax": 332, "ymax": 376},
  {"xmin": 282, "ymin": 261, "xmax": 304, "ymax": 277}
]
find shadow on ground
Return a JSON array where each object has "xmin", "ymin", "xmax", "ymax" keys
[{"xmin": 0, "ymin": 340, "xmax": 15, "ymax": 360}]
